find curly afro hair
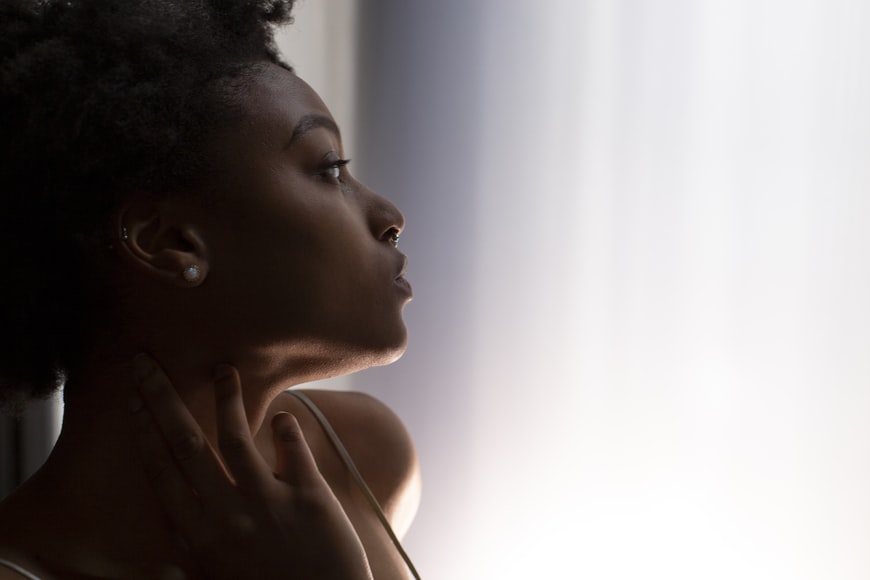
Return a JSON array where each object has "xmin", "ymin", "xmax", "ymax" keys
[{"xmin": 0, "ymin": 0, "xmax": 296, "ymax": 412}]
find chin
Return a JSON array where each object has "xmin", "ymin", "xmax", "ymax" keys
[
  {"xmin": 361, "ymin": 331, "xmax": 409, "ymax": 366},
  {"xmin": 304, "ymin": 347, "xmax": 404, "ymax": 385},
  {"xmin": 374, "ymin": 341, "xmax": 408, "ymax": 366},
  {"xmin": 264, "ymin": 321, "xmax": 409, "ymax": 382},
  {"xmin": 339, "ymin": 328, "xmax": 409, "ymax": 373}
]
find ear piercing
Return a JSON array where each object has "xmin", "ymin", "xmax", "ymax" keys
[
  {"xmin": 389, "ymin": 231, "xmax": 400, "ymax": 248},
  {"xmin": 108, "ymin": 226, "xmax": 129, "ymax": 250},
  {"xmin": 117, "ymin": 229, "xmax": 202, "ymax": 285},
  {"xmin": 182, "ymin": 264, "xmax": 202, "ymax": 283}
]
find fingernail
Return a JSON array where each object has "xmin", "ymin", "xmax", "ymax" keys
[
  {"xmin": 132, "ymin": 354, "xmax": 154, "ymax": 382},
  {"xmin": 213, "ymin": 364, "xmax": 233, "ymax": 381},
  {"xmin": 128, "ymin": 394, "xmax": 144, "ymax": 413}
]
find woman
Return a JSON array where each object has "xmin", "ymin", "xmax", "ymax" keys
[{"xmin": 0, "ymin": 0, "xmax": 420, "ymax": 578}]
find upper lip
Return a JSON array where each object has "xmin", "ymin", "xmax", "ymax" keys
[{"xmin": 395, "ymin": 255, "xmax": 408, "ymax": 279}]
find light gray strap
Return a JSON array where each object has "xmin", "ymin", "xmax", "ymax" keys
[
  {"xmin": 0, "ymin": 558, "xmax": 41, "ymax": 580},
  {"xmin": 286, "ymin": 390, "xmax": 421, "ymax": 580}
]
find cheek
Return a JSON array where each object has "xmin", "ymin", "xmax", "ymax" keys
[
  {"xmin": 210, "ymin": 183, "xmax": 396, "ymax": 337},
  {"xmin": 263, "ymin": 213, "xmax": 376, "ymax": 311}
]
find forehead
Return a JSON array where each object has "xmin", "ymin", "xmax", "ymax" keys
[
  {"xmin": 252, "ymin": 64, "xmax": 330, "ymax": 115},
  {"xmin": 223, "ymin": 64, "xmax": 336, "ymax": 147}
]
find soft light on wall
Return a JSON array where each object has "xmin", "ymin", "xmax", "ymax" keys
[{"xmin": 348, "ymin": 1, "xmax": 870, "ymax": 579}]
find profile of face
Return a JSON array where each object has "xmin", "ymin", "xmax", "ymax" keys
[{"xmin": 155, "ymin": 63, "xmax": 412, "ymax": 380}]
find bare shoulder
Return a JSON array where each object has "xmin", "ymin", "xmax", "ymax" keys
[
  {"xmin": 0, "ymin": 546, "xmax": 46, "ymax": 580},
  {"xmin": 265, "ymin": 389, "xmax": 421, "ymax": 535},
  {"xmin": 0, "ymin": 567, "xmax": 30, "ymax": 580}
]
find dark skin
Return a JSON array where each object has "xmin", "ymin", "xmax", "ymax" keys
[{"xmin": 0, "ymin": 63, "xmax": 420, "ymax": 579}]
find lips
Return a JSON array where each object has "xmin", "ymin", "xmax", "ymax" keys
[
  {"xmin": 394, "ymin": 275, "xmax": 413, "ymax": 297},
  {"xmin": 395, "ymin": 255, "xmax": 408, "ymax": 279},
  {"xmin": 394, "ymin": 255, "xmax": 412, "ymax": 297}
]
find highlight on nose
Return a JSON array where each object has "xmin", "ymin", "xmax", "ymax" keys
[{"xmin": 368, "ymin": 192, "xmax": 405, "ymax": 244}]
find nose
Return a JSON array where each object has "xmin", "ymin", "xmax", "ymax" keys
[{"xmin": 364, "ymin": 186, "xmax": 405, "ymax": 244}]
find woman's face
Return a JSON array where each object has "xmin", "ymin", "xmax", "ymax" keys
[{"xmin": 187, "ymin": 64, "xmax": 411, "ymax": 376}]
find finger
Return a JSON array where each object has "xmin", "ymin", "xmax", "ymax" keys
[
  {"xmin": 132, "ymin": 353, "xmax": 230, "ymax": 504},
  {"xmin": 271, "ymin": 412, "xmax": 324, "ymax": 487},
  {"xmin": 131, "ymin": 400, "xmax": 204, "ymax": 537},
  {"xmin": 212, "ymin": 364, "xmax": 272, "ymax": 489}
]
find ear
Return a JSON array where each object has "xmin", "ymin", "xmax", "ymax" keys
[{"xmin": 113, "ymin": 197, "xmax": 210, "ymax": 287}]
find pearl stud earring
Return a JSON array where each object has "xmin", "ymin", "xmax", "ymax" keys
[{"xmin": 182, "ymin": 264, "xmax": 202, "ymax": 284}]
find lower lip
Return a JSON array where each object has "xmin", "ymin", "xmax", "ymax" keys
[{"xmin": 395, "ymin": 276, "xmax": 413, "ymax": 298}]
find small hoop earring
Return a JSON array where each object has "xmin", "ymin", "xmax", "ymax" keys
[{"xmin": 182, "ymin": 264, "xmax": 202, "ymax": 284}]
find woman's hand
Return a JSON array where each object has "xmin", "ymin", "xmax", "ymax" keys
[{"xmin": 130, "ymin": 354, "xmax": 372, "ymax": 580}]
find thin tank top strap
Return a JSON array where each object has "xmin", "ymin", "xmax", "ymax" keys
[
  {"xmin": 285, "ymin": 389, "xmax": 421, "ymax": 580},
  {"xmin": 0, "ymin": 558, "xmax": 41, "ymax": 580}
]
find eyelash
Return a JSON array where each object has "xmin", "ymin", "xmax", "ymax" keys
[{"xmin": 321, "ymin": 158, "xmax": 351, "ymax": 184}]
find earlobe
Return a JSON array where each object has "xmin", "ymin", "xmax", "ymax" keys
[
  {"xmin": 181, "ymin": 264, "xmax": 204, "ymax": 284},
  {"xmin": 114, "ymin": 199, "xmax": 210, "ymax": 287}
]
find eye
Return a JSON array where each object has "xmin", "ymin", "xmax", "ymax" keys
[{"xmin": 321, "ymin": 158, "xmax": 351, "ymax": 184}]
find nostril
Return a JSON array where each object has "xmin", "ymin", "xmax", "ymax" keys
[{"xmin": 385, "ymin": 227, "xmax": 401, "ymax": 248}]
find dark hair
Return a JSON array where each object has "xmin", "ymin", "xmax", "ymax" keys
[{"xmin": 0, "ymin": 0, "xmax": 295, "ymax": 412}]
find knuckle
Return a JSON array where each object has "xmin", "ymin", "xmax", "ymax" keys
[
  {"xmin": 217, "ymin": 432, "xmax": 249, "ymax": 455},
  {"xmin": 277, "ymin": 426, "xmax": 303, "ymax": 445},
  {"xmin": 226, "ymin": 512, "xmax": 258, "ymax": 535},
  {"xmin": 169, "ymin": 430, "xmax": 204, "ymax": 461}
]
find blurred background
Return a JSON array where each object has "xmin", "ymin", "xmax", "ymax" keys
[{"xmin": 5, "ymin": 1, "xmax": 870, "ymax": 578}]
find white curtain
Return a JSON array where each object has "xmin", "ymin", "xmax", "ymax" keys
[{"xmin": 344, "ymin": 1, "xmax": 870, "ymax": 579}]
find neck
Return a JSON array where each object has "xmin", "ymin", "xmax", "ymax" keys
[
  {"xmin": 3, "ymin": 327, "xmax": 362, "ymax": 575},
  {"xmin": 64, "ymin": 336, "xmax": 312, "ymax": 438},
  {"xmin": 13, "ymin": 345, "xmax": 289, "ymax": 577}
]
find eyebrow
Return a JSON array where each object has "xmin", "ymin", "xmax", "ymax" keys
[{"xmin": 287, "ymin": 113, "xmax": 342, "ymax": 146}]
